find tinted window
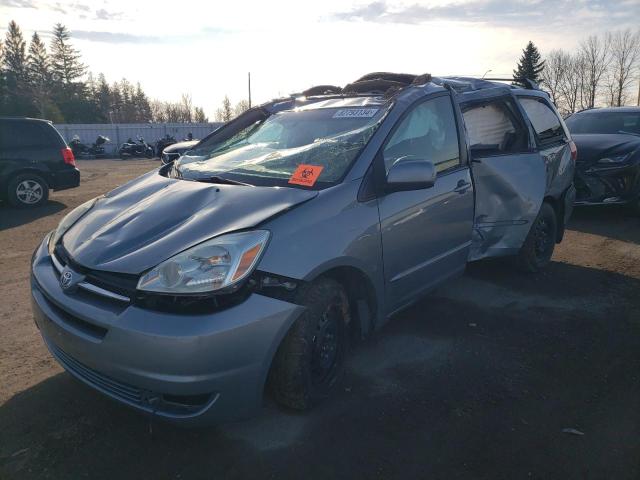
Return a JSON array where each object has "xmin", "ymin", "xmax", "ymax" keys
[
  {"xmin": 0, "ymin": 121, "xmax": 54, "ymax": 149},
  {"xmin": 519, "ymin": 97, "xmax": 567, "ymax": 143},
  {"xmin": 566, "ymin": 111, "xmax": 640, "ymax": 135},
  {"xmin": 462, "ymin": 100, "xmax": 528, "ymax": 155},
  {"xmin": 383, "ymin": 96, "xmax": 460, "ymax": 173}
]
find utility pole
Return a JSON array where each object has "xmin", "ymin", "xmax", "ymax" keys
[{"xmin": 248, "ymin": 72, "xmax": 252, "ymax": 108}]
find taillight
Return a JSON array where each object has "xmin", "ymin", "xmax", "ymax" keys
[
  {"xmin": 569, "ymin": 140, "xmax": 577, "ymax": 162},
  {"xmin": 61, "ymin": 147, "xmax": 76, "ymax": 167}
]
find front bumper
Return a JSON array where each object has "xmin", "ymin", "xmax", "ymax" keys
[{"xmin": 30, "ymin": 236, "xmax": 303, "ymax": 425}]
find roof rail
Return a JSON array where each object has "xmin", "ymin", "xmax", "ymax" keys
[{"xmin": 483, "ymin": 77, "xmax": 540, "ymax": 90}]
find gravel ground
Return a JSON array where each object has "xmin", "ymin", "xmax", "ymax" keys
[{"xmin": 1, "ymin": 159, "xmax": 639, "ymax": 479}]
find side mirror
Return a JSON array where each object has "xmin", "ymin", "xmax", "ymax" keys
[{"xmin": 385, "ymin": 157, "xmax": 436, "ymax": 192}]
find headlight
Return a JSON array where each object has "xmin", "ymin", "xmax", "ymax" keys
[
  {"xmin": 597, "ymin": 154, "xmax": 630, "ymax": 164},
  {"xmin": 137, "ymin": 230, "xmax": 270, "ymax": 294},
  {"xmin": 48, "ymin": 197, "xmax": 100, "ymax": 255}
]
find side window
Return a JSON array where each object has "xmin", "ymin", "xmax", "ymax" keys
[
  {"xmin": 462, "ymin": 100, "xmax": 529, "ymax": 156},
  {"xmin": 519, "ymin": 97, "xmax": 567, "ymax": 144},
  {"xmin": 383, "ymin": 96, "xmax": 460, "ymax": 174},
  {"xmin": 5, "ymin": 122, "xmax": 52, "ymax": 148}
]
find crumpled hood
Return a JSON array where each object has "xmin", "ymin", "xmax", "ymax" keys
[
  {"xmin": 62, "ymin": 170, "xmax": 317, "ymax": 274},
  {"xmin": 572, "ymin": 134, "xmax": 640, "ymax": 163}
]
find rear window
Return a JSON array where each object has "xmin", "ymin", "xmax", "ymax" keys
[
  {"xmin": 519, "ymin": 97, "xmax": 567, "ymax": 144},
  {"xmin": 0, "ymin": 121, "xmax": 60, "ymax": 149},
  {"xmin": 565, "ymin": 111, "xmax": 640, "ymax": 135}
]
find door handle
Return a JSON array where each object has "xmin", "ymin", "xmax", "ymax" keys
[{"xmin": 453, "ymin": 180, "xmax": 471, "ymax": 194}]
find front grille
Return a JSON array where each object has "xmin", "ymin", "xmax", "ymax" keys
[
  {"xmin": 48, "ymin": 342, "xmax": 215, "ymax": 417},
  {"xmin": 54, "ymin": 245, "xmax": 137, "ymax": 301}
]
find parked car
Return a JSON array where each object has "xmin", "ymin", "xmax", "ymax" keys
[
  {"xmin": 1, "ymin": 117, "xmax": 79, "ymax": 208},
  {"xmin": 31, "ymin": 73, "xmax": 576, "ymax": 425},
  {"xmin": 565, "ymin": 107, "xmax": 640, "ymax": 213},
  {"xmin": 160, "ymin": 139, "xmax": 198, "ymax": 164}
]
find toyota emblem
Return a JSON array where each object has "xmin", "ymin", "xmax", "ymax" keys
[{"xmin": 60, "ymin": 271, "xmax": 73, "ymax": 290}]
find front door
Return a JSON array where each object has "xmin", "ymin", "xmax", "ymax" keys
[{"xmin": 377, "ymin": 94, "xmax": 474, "ymax": 313}]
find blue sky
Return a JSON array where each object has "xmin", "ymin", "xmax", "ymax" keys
[{"xmin": 1, "ymin": 0, "xmax": 638, "ymax": 116}]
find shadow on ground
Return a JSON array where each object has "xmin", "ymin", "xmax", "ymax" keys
[
  {"xmin": 568, "ymin": 205, "xmax": 640, "ymax": 244},
  {"xmin": 1, "ymin": 263, "xmax": 639, "ymax": 479},
  {"xmin": 0, "ymin": 201, "xmax": 67, "ymax": 231}
]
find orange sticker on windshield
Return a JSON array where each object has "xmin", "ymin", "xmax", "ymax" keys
[{"xmin": 288, "ymin": 164, "xmax": 324, "ymax": 187}]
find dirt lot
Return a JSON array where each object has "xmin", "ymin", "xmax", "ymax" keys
[{"xmin": 1, "ymin": 159, "xmax": 639, "ymax": 479}]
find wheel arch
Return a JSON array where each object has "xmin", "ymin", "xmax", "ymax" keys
[{"xmin": 2, "ymin": 168, "xmax": 52, "ymax": 199}]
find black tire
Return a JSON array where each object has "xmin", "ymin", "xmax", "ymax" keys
[
  {"xmin": 7, "ymin": 173, "xmax": 49, "ymax": 208},
  {"xmin": 269, "ymin": 278, "xmax": 350, "ymax": 410},
  {"xmin": 516, "ymin": 202, "xmax": 557, "ymax": 272}
]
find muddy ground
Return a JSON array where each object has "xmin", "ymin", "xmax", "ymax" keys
[{"xmin": 1, "ymin": 159, "xmax": 639, "ymax": 479}]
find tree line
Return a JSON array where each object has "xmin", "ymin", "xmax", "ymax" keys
[
  {"xmin": 0, "ymin": 20, "xmax": 208, "ymax": 123},
  {"xmin": 519, "ymin": 29, "xmax": 640, "ymax": 116}
]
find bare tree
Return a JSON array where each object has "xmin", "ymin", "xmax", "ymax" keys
[
  {"xmin": 578, "ymin": 33, "xmax": 611, "ymax": 109},
  {"xmin": 540, "ymin": 49, "xmax": 566, "ymax": 108},
  {"xmin": 180, "ymin": 93, "xmax": 193, "ymax": 122},
  {"xmin": 608, "ymin": 29, "xmax": 640, "ymax": 107},
  {"xmin": 234, "ymin": 99, "xmax": 250, "ymax": 117},
  {"xmin": 561, "ymin": 53, "xmax": 584, "ymax": 114}
]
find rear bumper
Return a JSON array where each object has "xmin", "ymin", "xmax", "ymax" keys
[
  {"xmin": 30, "ymin": 236, "xmax": 303, "ymax": 425},
  {"xmin": 51, "ymin": 168, "xmax": 80, "ymax": 191}
]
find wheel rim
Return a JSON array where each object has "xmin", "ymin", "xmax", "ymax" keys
[
  {"xmin": 533, "ymin": 217, "xmax": 552, "ymax": 260},
  {"xmin": 311, "ymin": 302, "xmax": 341, "ymax": 384},
  {"xmin": 16, "ymin": 180, "xmax": 43, "ymax": 204}
]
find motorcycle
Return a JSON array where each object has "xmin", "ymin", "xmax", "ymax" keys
[
  {"xmin": 154, "ymin": 134, "xmax": 177, "ymax": 158},
  {"xmin": 69, "ymin": 135, "xmax": 110, "ymax": 159},
  {"xmin": 118, "ymin": 136, "xmax": 154, "ymax": 159}
]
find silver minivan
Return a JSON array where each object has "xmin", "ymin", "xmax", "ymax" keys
[{"xmin": 31, "ymin": 73, "xmax": 576, "ymax": 425}]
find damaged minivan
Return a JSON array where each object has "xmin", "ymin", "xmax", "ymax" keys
[{"xmin": 31, "ymin": 73, "xmax": 576, "ymax": 425}]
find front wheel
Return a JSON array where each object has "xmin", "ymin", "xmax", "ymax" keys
[
  {"xmin": 516, "ymin": 202, "xmax": 557, "ymax": 272},
  {"xmin": 268, "ymin": 278, "xmax": 350, "ymax": 410},
  {"xmin": 7, "ymin": 173, "xmax": 49, "ymax": 208}
]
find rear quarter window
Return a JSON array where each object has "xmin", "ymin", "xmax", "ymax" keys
[
  {"xmin": 0, "ymin": 121, "xmax": 62, "ymax": 149},
  {"xmin": 519, "ymin": 97, "xmax": 567, "ymax": 144},
  {"xmin": 462, "ymin": 99, "xmax": 529, "ymax": 156}
]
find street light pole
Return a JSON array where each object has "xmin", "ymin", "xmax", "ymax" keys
[{"xmin": 248, "ymin": 72, "xmax": 252, "ymax": 108}]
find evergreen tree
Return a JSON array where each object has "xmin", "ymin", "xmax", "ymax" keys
[
  {"xmin": 134, "ymin": 82, "xmax": 152, "ymax": 122},
  {"xmin": 95, "ymin": 73, "xmax": 111, "ymax": 122},
  {"xmin": 215, "ymin": 95, "xmax": 233, "ymax": 122},
  {"xmin": 3, "ymin": 20, "xmax": 33, "ymax": 115},
  {"xmin": 3, "ymin": 21, "xmax": 27, "ymax": 83},
  {"xmin": 0, "ymin": 40, "xmax": 7, "ymax": 114},
  {"xmin": 194, "ymin": 106, "xmax": 207, "ymax": 123},
  {"xmin": 513, "ymin": 41, "xmax": 545, "ymax": 85},
  {"xmin": 50, "ymin": 23, "xmax": 86, "ymax": 85},
  {"xmin": 27, "ymin": 32, "xmax": 52, "ymax": 117}
]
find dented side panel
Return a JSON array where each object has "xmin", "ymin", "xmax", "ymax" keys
[{"xmin": 468, "ymin": 152, "xmax": 546, "ymax": 260}]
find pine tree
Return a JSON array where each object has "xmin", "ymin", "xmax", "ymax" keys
[
  {"xmin": 27, "ymin": 32, "xmax": 51, "ymax": 116},
  {"xmin": 215, "ymin": 95, "xmax": 233, "ymax": 122},
  {"xmin": 95, "ymin": 73, "xmax": 111, "ymax": 121},
  {"xmin": 50, "ymin": 23, "xmax": 86, "ymax": 85},
  {"xmin": 3, "ymin": 21, "xmax": 27, "ymax": 83},
  {"xmin": 134, "ymin": 82, "xmax": 151, "ymax": 122},
  {"xmin": 2, "ymin": 20, "xmax": 34, "ymax": 115},
  {"xmin": 513, "ymin": 41, "xmax": 545, "ymax": 85}
]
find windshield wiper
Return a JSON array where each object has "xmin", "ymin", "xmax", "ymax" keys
[{"xmin": 195, "ymin": 175, "xmax": 252, "ymax": 186}]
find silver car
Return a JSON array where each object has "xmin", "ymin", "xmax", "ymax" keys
[{"xmin": 30, "ymin": 73, "xmax": 576, "ymax": 425}]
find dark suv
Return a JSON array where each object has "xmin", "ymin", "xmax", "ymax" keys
[{"xmin": 0, "ymin": 117, "xmax": 80, "ymax": 208}]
